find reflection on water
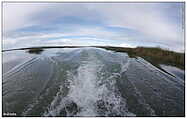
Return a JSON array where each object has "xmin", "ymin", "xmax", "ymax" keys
[
  {"xmin": 160, "ymin": 64, "xmax": 185, "ymax": 80},
  {"xmin": 3, "ymin": 51, "xmax": 36, "ymax": 74},
  {"xmin": 2, "ymin": 47, "xmax": 185, "ymax": 117}
]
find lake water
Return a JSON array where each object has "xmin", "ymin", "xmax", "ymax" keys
[{"xmin": 2, "ymin": 47, "xmax": 184, "ymax": 117}]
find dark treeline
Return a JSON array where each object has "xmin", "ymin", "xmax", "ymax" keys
[{"xmin": 2, "ymin": 46, "xmax": 185, "ymax": 69}]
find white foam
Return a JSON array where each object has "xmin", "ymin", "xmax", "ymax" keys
[
  {"xmin": 120, "ymin": 58, "xmax": 130, "ymax": 73},
  {"xmin": 67, "ymin": 55, "xmax": 102, "ymax": 116},
  {"xmin": 44, "ymin": 51, "xmax": 135, "ymax": 116}
]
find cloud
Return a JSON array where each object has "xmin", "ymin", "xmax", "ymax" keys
[
  {"xmin": 3, "ymin": 3, "xmax": 46, "ymax": 32},
  {"xmin": 3, "ymin": 26, "xmax": 132, "ymax": 49},
  {"xmin": 3, "ymin": 3, "xmax": 184, "ymax": 52},
  {"xmin": 119, "ymin": 43, "xmax": 136, "ymax": 48},
  {"xmin": 86, "ymin": 3, "xmax": 184, "ymax": 41}
]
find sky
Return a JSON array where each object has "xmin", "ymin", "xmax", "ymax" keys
[{"xmin": 3, "ymin": 2, "xmax": 185, "ymax": 52}]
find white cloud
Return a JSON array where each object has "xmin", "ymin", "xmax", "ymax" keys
[
  {"xmin": 119, "ymin": 43, "xmax": 136, "ymax": 48},
  {"xmin": 3, "ymin": 26, "xmax": 130, "ymax": 49},
  {"xmin": 2, "ymin": 3, "xmax": 184, "ymax": 52},
  {"xmin": 3, "ymin": 3, "xmax": 46, "ymax": 32},
  {"xmin": 86, "ymin": 3, "xmax": 183, "ymax": 41}
]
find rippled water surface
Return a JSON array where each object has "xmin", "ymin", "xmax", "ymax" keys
[{"xmin": 2, "ymin": 47, "xmax": 184, "ymax": 117}]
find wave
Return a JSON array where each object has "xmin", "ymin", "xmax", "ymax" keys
[{"xmin": 2, "ymin": 47, "xmax": 184, "ymax": 116}]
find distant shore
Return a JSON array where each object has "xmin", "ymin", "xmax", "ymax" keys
[{"xmin": 2, "ymin": 46, "xmax": 185, "ymax": 70}]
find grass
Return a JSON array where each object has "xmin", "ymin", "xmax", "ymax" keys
[
  {"xmin": 101, "ymin": 46, "xmax": 185, "ymax": 70},
  {"xmin": 3, "ymin": 46, "xmax": 185, "ymax": 70}
]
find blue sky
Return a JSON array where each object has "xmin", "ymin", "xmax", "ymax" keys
[{"xmin": 3, "ymin": 2, "xmax": 185, "ymax": 52}]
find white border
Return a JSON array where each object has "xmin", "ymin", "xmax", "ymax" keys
[{"xmin": 0, "ymin": 0, "xmax": 186, "ymax": 119}]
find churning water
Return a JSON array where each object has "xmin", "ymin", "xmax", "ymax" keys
[{"xmin": 2, "ymin": 47, "xmax": 184, "ymax": 116}]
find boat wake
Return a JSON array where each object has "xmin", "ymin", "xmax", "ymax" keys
[{"xmin": 3, "ymin": 47, "xmax": 184, "ymax": 116}]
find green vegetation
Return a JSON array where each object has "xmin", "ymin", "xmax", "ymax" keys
[
  {"xmin": 2, "ymin": 46, "xmax": 185, "ymax": 69},
  {"xmin": 101, "ymin": 46, "xmax": 185, "ymax": 70}
]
